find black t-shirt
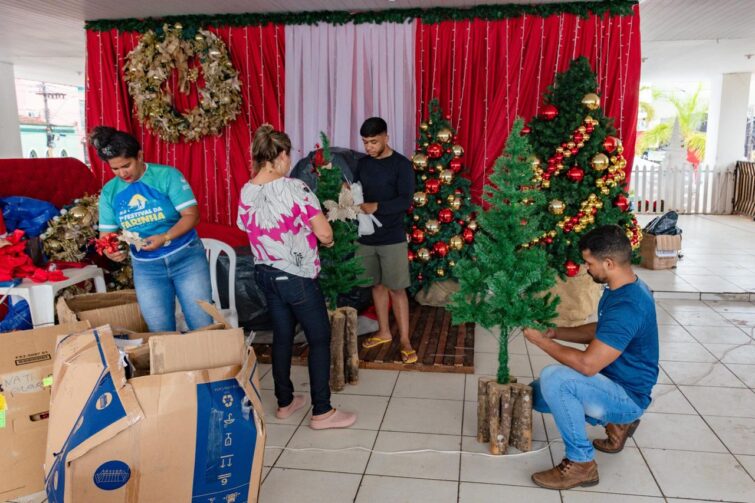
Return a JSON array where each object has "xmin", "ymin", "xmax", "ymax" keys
[{"xmin": 354, "ymin": 151, "xmax": 415, "ymax": 246}]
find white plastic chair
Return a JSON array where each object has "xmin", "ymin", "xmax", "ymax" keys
[{"xmin": 202, "ymin": 238, "xmax": 239, "ymax": 328}]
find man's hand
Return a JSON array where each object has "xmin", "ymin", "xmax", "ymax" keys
[
  {"xmin": 141, "ymin": 234, "xmax": 167, "ymax": 251},
  {"xmin": 360, "ymin": 202, "xmax": 378, "ymax": 214},
  {"xmin": 105, "ymin": 249, "xmax": 128, "ymax": 262},
  {"xmin": 523, "ymin": 327, "xmax": 549, "ymax": 346}
]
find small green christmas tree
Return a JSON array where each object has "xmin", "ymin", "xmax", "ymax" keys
[
  {"xmin": 407, "ymin": 99, "xmax": 476, "ymax": 294},
  {"xmin": 314, "ymin": 133, "xmax": 367, "ymax": 309},
  {"xmin": 449, "ymin": 119, "xmax": 559, "ymax": 385},
  {"xmin": 526, "ymin": 57, "xmax": 641, "ymax": 278}
]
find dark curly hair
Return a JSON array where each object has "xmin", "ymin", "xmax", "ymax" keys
[
  {"xmin": 579, "ymin": 225, "xmax": 632, "ymax": 264},
  {"xmin": 89, "ymin": 126, "xmax": 141, "ymax": 161}
]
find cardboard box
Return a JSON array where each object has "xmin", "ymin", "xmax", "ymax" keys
[
  {"xmin": 0, "ymin": 321, "xmax": 91, "ymax": 500},
  {"xmin": 44, "ymin": 324, "xmax": 265, "ymax": 503},
  {"xmin": 640, "ymin": 234, "xmax": 682, "ymax": 270},
  {"xmin": 56, "ymin": 290, "xmax": 148, "ymax": 333}
]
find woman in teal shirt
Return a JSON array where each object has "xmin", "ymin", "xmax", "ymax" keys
[{"xmin": 93, "ymin": 126, "xmax": 213, "ymax": 331}]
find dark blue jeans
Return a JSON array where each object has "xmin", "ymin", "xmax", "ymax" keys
[{"xmin": 255, "ymin": 265, "xmax": 332, "ymax": 416}]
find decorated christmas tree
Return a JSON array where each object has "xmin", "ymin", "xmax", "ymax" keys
[
  {"xmin": 449, "ymin": 119, "xmax": 558, "ymax": 385},
  {"xmin": 408, "ymin": 99, "xmax": 476, "ymax": 294},
  {"xmin": 525, "ymin": 57, "xmax": 641, "ymax": 278},
  {"xmin": 313, "ymin": 133, "xmax": 367, "ymax": 309}
]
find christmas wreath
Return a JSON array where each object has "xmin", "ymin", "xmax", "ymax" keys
[{"xmin": 124, "ymin": 23, "xmax": 242, "ymax": 143}]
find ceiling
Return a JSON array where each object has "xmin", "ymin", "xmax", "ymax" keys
[{"xmin": 1, "ymin": 0, "xmax": 754, "ymax": 87}]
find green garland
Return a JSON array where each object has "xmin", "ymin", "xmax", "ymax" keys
[{"xmin": 86, "ymin": 1, "xmax": 636, "ymax": 32}]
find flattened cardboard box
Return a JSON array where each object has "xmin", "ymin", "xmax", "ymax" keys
[
  {"xmin": 640, "ymin": 234, "xmax": 682, "ymax": 270},
  {"xmin": 0, "ymin": 321, "xmax": 91, "ymax": 500},
  {"xmin": 44, "ymin": 325, "xmax": 266, "ymax": 503}
]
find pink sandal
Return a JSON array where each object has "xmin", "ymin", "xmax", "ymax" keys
[
  {"xmin": 309, "ymin": 409, "xmax": 357, "ymax": 430},
  {"xmin": 276, "ymin": 395, "xmax": 306, "ymax": 419}
]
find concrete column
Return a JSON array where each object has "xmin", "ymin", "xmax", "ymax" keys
[
  {"xmin": 705, "ymin": 72, "xmax": 751, "ymax": 169},
  {"xmin": 0, "ymin": 61, "xmax": 22, "ymax": 158}
]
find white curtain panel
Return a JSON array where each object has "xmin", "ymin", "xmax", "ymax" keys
[{"xmin": 285, "ymin": 21, "xmax": 416, "ymax": 165}]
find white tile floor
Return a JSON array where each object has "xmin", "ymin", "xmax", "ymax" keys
[{"xmin": 257, "ymin": 216, "xmax": 755, "ymax": 503}]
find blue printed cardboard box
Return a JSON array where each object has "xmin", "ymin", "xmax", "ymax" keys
[{"xmin": 43, "ymin": 324, "xmax": 266, "ymax": 503}]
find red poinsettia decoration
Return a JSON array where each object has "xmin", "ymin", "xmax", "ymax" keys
[
  {"xmin": 0, "ymin": 229, "xmax": 67, "ymax": 283},
  {"xmin": 92, "ymin": 233, "xmax": 123, "ymax": 256}
]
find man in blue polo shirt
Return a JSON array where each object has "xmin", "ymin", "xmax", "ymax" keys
[{"xmin": 523, "ymin": 225, "xmax": 659, "ymax": 490}]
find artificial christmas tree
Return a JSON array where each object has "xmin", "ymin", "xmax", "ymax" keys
[
  {"xmin": 449, "ymin": 119, "xmax": 559, "ymax": 454},
  {"xmin": 525, "ymin": 57, "xmax": 641, "ymax": 325},
  {"xmin": 408, "ymin": 99, "xmax": 476, "ymax": 300},
  {"xmin": 313, "ymin": 133, "xmax": 366, "ymax": 390}
]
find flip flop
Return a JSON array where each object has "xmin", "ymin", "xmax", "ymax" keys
[
  {"xmin": 400, "ymin": 349, "xmax": 418, "ymax": 364},
  {"xmin": 362, "ymin": 336, "xmax": 392, "ymax": 349}
]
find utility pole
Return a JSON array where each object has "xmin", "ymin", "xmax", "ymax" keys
[{"xmin": 36, "ymin": 82, "xmax": 66, "ymax": 157}]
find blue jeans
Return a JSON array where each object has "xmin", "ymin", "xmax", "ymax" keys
[
  {"xmin": 132, "ymin": 238, "xmax": 214, "ymax": 332},
  {"xmin": 532, "ymin": 365, "xmax": 644, "ymax": 462},
  {"xmin": 255, "ymin": 265, "xmax": 332, "ymax": 416}
]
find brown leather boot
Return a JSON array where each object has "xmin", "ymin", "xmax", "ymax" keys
[
  {"xmin": 531, "ymin": 458, "xmax": 599, "ymax": 490},
  {"xmin": 593, "ymin": 419, "xmax": 641, "ymax": 454}
]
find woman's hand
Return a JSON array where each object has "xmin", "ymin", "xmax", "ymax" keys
[
  {"xmin": 142, "ymin": 234, "xmax": 167, "ymax": 251},
  {"xmin": 105, "ymin": 249, "xmax": 128, "ymax": 262}
]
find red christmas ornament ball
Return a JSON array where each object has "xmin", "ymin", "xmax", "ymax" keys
[
  {"xmin": 438, "ymin": 208, "xmax": 454, "ymax": 223},
  {"xmin": 462, "ymin": 228, "xmax": 475, "ymax": 244},
  {"xmin": 520, "ymin": 125, "xmax": 532, "ymax": 135},
  {"xmin": 603, "ymin": 136, "xmax": 619, "ymax": 153},
  {"xmin": 544, "ymin": 237, "xmax": 553, "ymax": 244},
  {"xmin": 449, "ymin": 158, "xmax": 464, "ymax": 173},
  {"xmin": 542, "ymin": 104, "xmax": 559, "ymax": 120},
  {"xmin": 408, "ymin": 250, "xmax": 416, "ymax": 262},
  {"xmin": 425, "ymin": 178, "xmax": 441, "ymax": 194},
  {"xmin": 433, "ymin": 241, "xmax": 449, "ymax": 257},
  {"xmin": 566, "ymin": 167, "xmax": 585, "ymax": 182},
  {"xmin": 565, "ymin": 260, "xmax": 580, "ymax": 277},
  {"xmin": 573, "ymin": 132, "xmax": 584, "ymax": 143},
  {"xmin": 411, "ymin": 228, "xmax": 425, "ymax": 244},
  {"xmin": 614, "ymin": 194, "xmax": 630, "ymax": 212},
  {"xmin": 427, "ymin": 143, "xmax": 444, "ymax": 159}
]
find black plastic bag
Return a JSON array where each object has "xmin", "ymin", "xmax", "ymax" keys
[
  {"xmin": 643, "ymin": 211, "xmax": 682, "ymax": 236},
  {"xmin": 290, "ymin": 147, "xmax": 366, "ymax": 190},
  {"xmin": 213, "ymin": 247, "xmax": 272, "ymax": 331}
]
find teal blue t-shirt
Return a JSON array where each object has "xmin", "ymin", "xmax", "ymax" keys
[
  {"xmin": 596, "ymin": 278, "xmax": 659, "ymax": 409},
  {"xmin": 99, "ymin": 163, "xmax": 198, "ymax": 260}
]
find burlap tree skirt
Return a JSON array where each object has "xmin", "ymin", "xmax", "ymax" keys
[
  {"xmin": 414, "ymin": 280, "xmax": 460, "ymax": 307},
  {"xmin": 548, "ymin": 268, "xmax": 602, "ymax": 327},
  {"xmin": 476, "ymin": 376, "xmax": 533, "ymax": 454},
  {"xmin": 329, "ymin": 306, "xmax": 359, "ymax": 392}
]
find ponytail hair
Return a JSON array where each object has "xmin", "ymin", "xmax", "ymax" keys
[
  {"xmin": 89, "ymin": 126, "xmax": 140, "ymax": 161},
  {"xmin": 251, "ymin": 124, "xmax": 291, "ymax": 171}
]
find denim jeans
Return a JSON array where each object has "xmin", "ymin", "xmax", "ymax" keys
[
  {"xmin": 132, "ymin": 238, "xmax": 214, "ymax": 332},
  {"xmin": 532, "ymin": 364, "xmax": 644, "ymax": 462},
  {"xmin": 255, "ymin": 265, "xmax": 332, "ymax": 416}
]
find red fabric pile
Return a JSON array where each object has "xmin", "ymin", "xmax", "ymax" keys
[{"xmin": 0, "ymin": 230, "xmax": 68, "ymax": 283}]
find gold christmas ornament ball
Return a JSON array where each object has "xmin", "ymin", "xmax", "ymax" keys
[
  {"xmin": 582, "ymin": 93, "xmax": 601, "ymax": 110},
  {"xmin": 588, "ymin": 193, "xmax": 598, "ymax": 201},
  {"xmin": 591, "ymin": 153, "xmax": 609, "ymax": 171},
  {"xmin": 439, "ymin": 170, "xmax": 454, "ymax": 185},
  {"xmin": 436, "ymin": 164, "xmax": 446, "ymax": 172},
  {"xmin": 595, "ymin": 200, "xmax": 604, "ymax": 209},
  {"xmin": 541, "ymin": 179, "xmax": 551, "ymax": 188},
  {"xmin": 425, "ymin": 219, "xmax": 440, "ymax": 234},
  {"xmin": 450, "ymin": 197, "xmax": 462, "ymax": 211},
  {"xmin": 601, "ymin": 186, "xmax": 611, "ymax": 195},
  {"xmin": 578, "ymin": 125, "xmax": 587, "ymax": 134},
  {"xmin": 436, "ymin": 128, "xmax": 453, "ymax": 143},
  {"xmin": 562, "ymin": 150, "xmax": 572, "ymax": 159},
  {"xmin": 580, "ymin": 216, "xmax": 590, "ymax": 226},
  {"xmin": 436, "ymin": 268, "xmax": 446, "ymax": 277},
  {"xmin": 530, "ymin": 156, "xmax": 541, "ymax": 170},
  {"xmin": 450, "ymin": 235, "xmax": 464, "ymax": 251},
  {"xmin": 421, "ymin": 175, "xmax": 427, "ymax": 181},
  {"xmin": 595, "ymin": 178, "xmax": 605, "ymax": 188},
  {"xmin": 413, "ymin": 215, "xmax": 420, "ymax": 221},
  {"xmin": 566, "ymin": 141, "xmax": 576, "ymax": 149},
  {"xmin": 548, "ymin": 230, "xmax": 557, "ymax": 238},
  {"xmin": 417, "ymin": 248, "xmax": 431, "ymax": 261},
  {"xmin": 447, "ymin": 194, "xmax": 456, "ymax": 204},
  {"xmin": 449, "ymin": 260, "xmax": 456, "ymax": 268},
  {"xmin": 521, "ymin": 243, "xmax": 530, "ymax": 249},
  {"xmin": 574, "ymin": 224, "xmax": 585, "ymax": 233},
  {"xmin": 412, "ymin": 153, "xmax": 428, "ymax": 169},
  {"xmin": 413, "ymin": 191, "xmax": 428, "ymax": 207},
  {"xmin": 420, "ymin": 122, "xmax": 430, "ymax": 131},
  {"xmin": 548, "ymin": 199, "xmax": 566, "ymax": 215},
  {"xmin": 69, "ymin": 206, "xmax": 89, "ymax": 220},
  {"xmin": 451, "ymin": 144, "xmax": 464, "ymax": 157},
  {"xmin": 467, "ymin": 220, "xmax": 478, "ymax": 231}
]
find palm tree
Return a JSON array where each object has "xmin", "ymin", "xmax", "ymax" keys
[{"xmin": 636, "ymin": 84, "xmax": 708, "ymax": 161}]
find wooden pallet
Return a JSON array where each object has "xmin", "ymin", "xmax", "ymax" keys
[{"xmin": 251, "ymin": 303, "xmax": 475, "ymax": 374}]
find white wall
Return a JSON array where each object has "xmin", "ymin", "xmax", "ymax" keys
[{"xmin": 0, "ymin": 62, "xmax": 22, "ymax": 158}]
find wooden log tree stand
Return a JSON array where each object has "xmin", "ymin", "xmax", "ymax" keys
[
  {"xmin": 329, "ymin": 306, "xmax": 359, "ymax": 392},
  {"xmin": 477, "ymin": 376, "xmax": 533, "ymax": 454}
]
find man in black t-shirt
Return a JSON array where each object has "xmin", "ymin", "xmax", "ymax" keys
[{"xmin": 354, "ymin": 117, "xmax": 417, "ymax": 364}]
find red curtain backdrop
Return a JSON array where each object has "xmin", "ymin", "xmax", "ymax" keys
[
  {"xmin": 85, "ymin": 26, "xmax": 285, "ymax": 238},
  {"xmin": 416, "ymin": 6, "xmax": 641, "ymax": 201}
]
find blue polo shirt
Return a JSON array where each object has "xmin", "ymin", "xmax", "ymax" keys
[
  {"xmin": 596, "ymin": 278, "xmax": 659, "ymax": 409},
  {"xmin": 99, "ymin": 164, "xmax": 198, "ymax": 260}
]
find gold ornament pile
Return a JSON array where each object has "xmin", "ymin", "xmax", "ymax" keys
[{"xmin": 41, "ymin": 196, "xmax": 100, "ymax": 262}]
